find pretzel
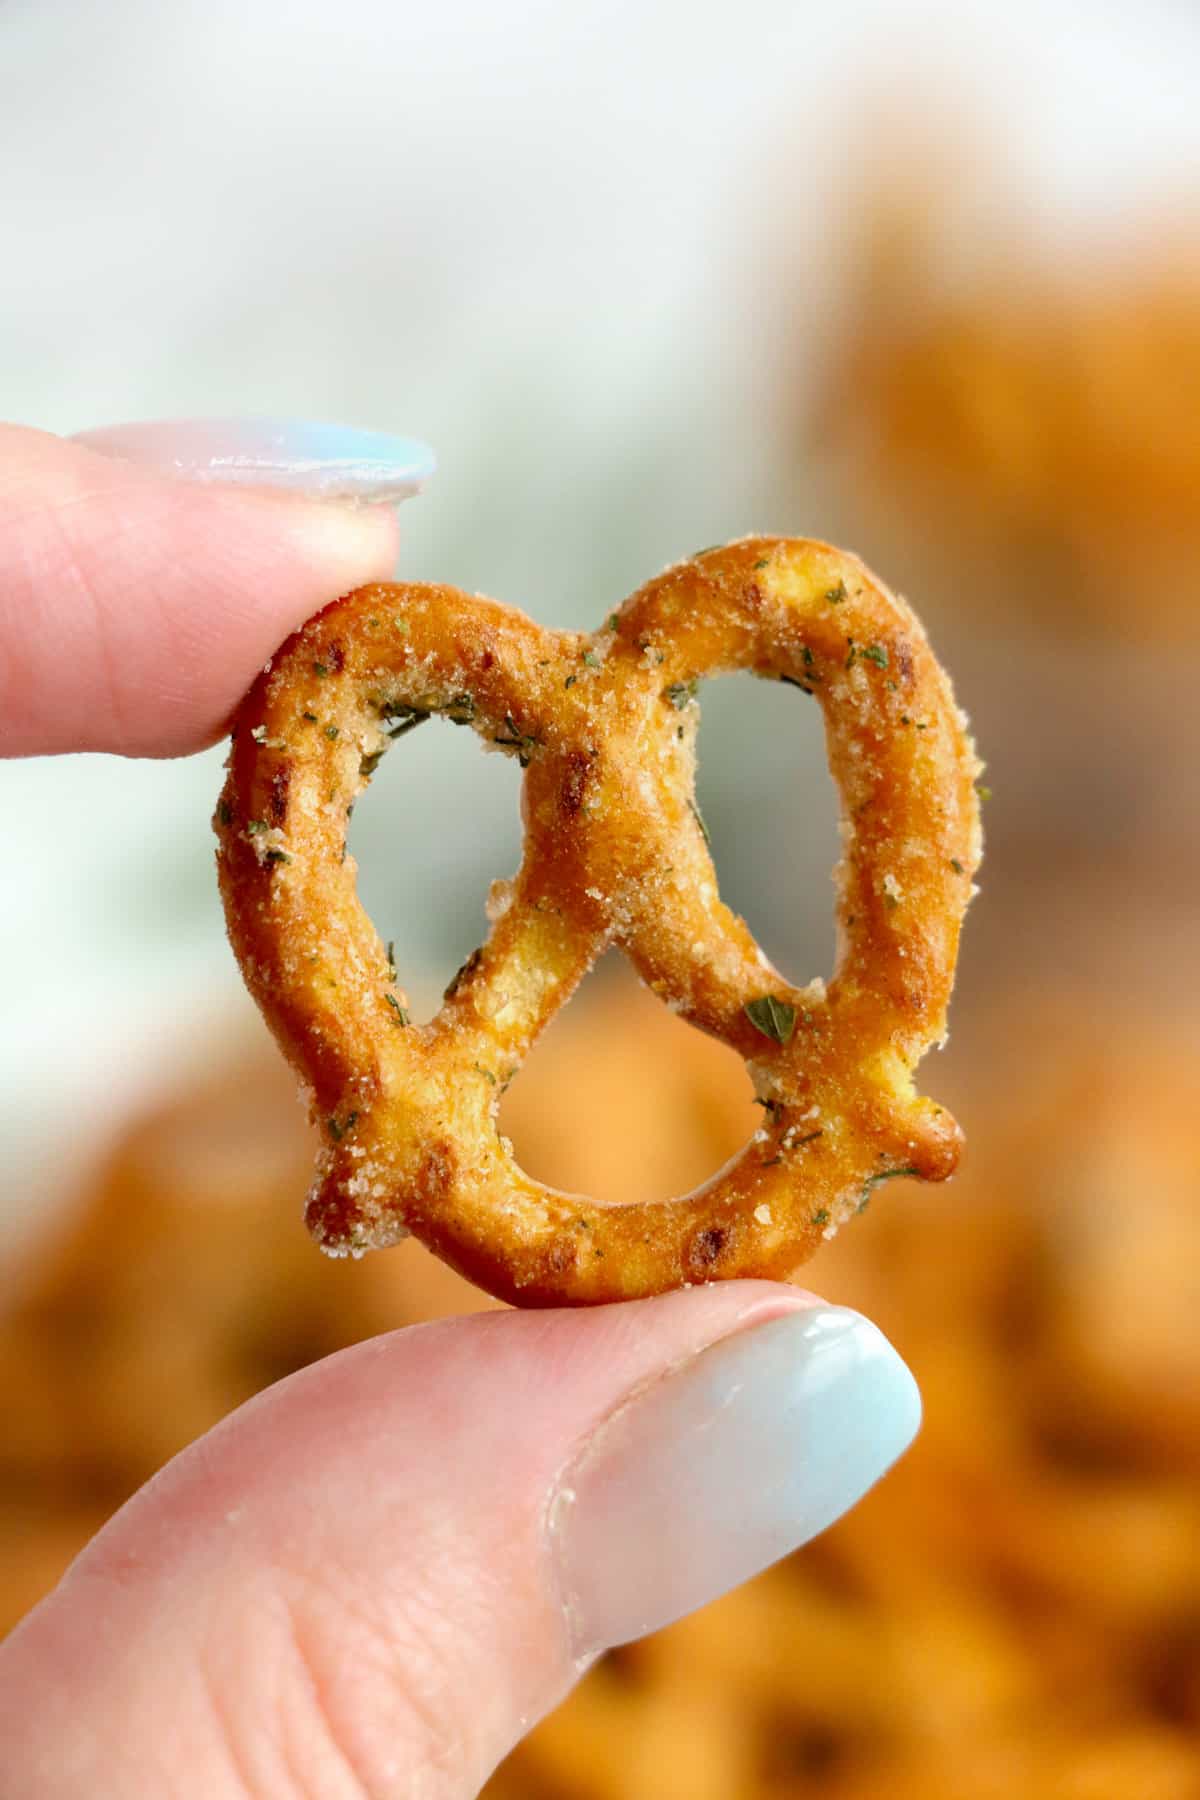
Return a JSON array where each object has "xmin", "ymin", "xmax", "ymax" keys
[{"xmin": 215, "ymin": 538, "xmax": 982, "ymax": 1305}]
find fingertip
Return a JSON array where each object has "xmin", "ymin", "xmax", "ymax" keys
[{"xmin": 0, "ymin": 423, "xmax": 414, "ymax": 756}]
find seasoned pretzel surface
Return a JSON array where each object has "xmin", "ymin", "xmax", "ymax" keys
[{"xmin": 217, "ymin": 539, "xmax": 982, "ymax": 1305}]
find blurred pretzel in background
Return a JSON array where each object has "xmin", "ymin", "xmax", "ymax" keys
[{"xmin": 811, "ymin": 128, "xmax": 1200, "ymax": 643}]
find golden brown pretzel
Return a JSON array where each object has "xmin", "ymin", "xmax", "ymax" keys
[{"xmin": 216, "ymin": 538, "xmax": 982, "ymax": 1305}]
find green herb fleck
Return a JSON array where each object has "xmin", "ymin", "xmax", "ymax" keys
[
  {"xmin": 582, "ymin": 649, "xmax": 601, "ymax": 669},
  {"xmin": 824, "ymin": 581, "xmax": 847, "ymax": 605},
  {"xmin": 812, "ymin": 1208, "xmax": 830, "ymax": 1227},
  {"xmin": 744, "ymin": 995, "xmax": 797, "ymax": 1044},
  {"xmin": 313, "ymin": 661, "xmax": 330, "ymax": 678},
  {"xmin": 384, "ymin": 707, "xmax": 429, "ymax": 739},
  {"xmin": 302, "ymin": 710, "xmax": 318, "ymax": 723},
  {"xmin": 246, "ymin": 819, "xmax": 269, "ymax": 835},
  {"xmin": 857, "ymin": 1165, "xmax": 918, "ymax": 1212},
  {"xmin": 664, "ymin": 680, "xmax": 698, "ymax": 710},
  {"xmin": 606, "ymin": 612, "xmax": 620, "ymax": 632},
  {"xmin": 753, "ymin": 556, "xmax": 771, "ymax": 569},
  {"xmin": 976, "ymin": 783, "xmax": 993, "ymax": 802},
  {"xmin": 263, "ymin": 848, "xmax": 291, "ymax": 867},
  {"xmin": 324, "ymin": 724, "xmax": 339, "ymax": 740},
  {"xmin": 564, "ymin": 673, "xmax": 578, "ymax": 688},
  {"xmin": 394, "ymin": 618, "xmax": 411, "ymax": 637},
  {"xmin": 493, "ymin": 713, "xmax": 539, "ymax": 767},
  {"xmin": 861, "ymin": 643, "xmax": 889, "ymax": 669},
  {"xmin": 473, "ymin": 1063, "xmax": 497, "ymax": 1085},
  {"xmin": 949, "ymin": 857, "xmax": 965, "ymax": 875},
  {"xmin": 217, "ymin": 800, "xmax": 232, "ymax": 827},
  {"xmin": 386, "ymin": 940, "xmax": 397, "ymax": 978},
  {"xmin": 445, "ymin": 693, "xmax": 476, "ymax": 726},
  {"xmin": 327, "ymin": 1110, "xmax": 359, "ymax": 1143}
]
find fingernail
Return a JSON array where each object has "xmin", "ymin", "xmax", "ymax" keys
[
  {"xmin": 70, "ymin": 418, "xmax": 436, "ymax": 503},
  {"xmin": 551, "ymin": 1305, "xmax": 920, "ymax": 1660}
]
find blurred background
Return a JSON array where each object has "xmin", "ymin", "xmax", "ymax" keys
[{"xmin": 2, "ymin": 1, "xmax": 1199, "ymax": 1794}]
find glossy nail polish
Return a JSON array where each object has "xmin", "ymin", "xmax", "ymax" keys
[
  {"xmin": 71, "ymin": 418, "xmax": 436, "ymax": 502},
  {"xmin": 551, "ymin": 1305, "xmax": 921, "ymax": 1660}
]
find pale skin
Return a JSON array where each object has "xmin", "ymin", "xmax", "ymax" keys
[{"xmin": 0, "ymin": 425, "xmax": 919, "ymax": 1797}]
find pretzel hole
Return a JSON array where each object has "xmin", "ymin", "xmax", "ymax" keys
[
  {"xmin": 349, "ymin": 712, "xmax": 523, "ymax": 1020},
  {"xmin": 499, "ymin": 958, "xmax": 760, "ymax": 1204},
  {"xmin": 694, "ymin": 671, "xmax": 840, "ymax": 985}
]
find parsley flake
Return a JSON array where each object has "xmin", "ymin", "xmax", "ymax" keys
[
  {"xmin": 493, "ymin": 713, "xmax": 539, "ymax": 767},
  {"xmin": 384, "ymin": 708, "xmax": 429, "ymax": 739},
  {"xmin": 744, "ymin": 995, "xmax": 796, "ymax": 1044},
  {"xmin": 857, "ymin": 1164, "xmax": 918, "ymax": 1212}
]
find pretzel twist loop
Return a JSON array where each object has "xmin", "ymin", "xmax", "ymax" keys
[{"xmin": 216, "ymin": 539, "xmax": 982, "ymax": 1304}]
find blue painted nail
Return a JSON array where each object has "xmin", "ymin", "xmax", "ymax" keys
[
  {"xmin": 551, "ymin": 1306, "xmax": 921, "ymax": 1659},
  {"xmin": 71, "ymin": 418, "xmax": 436, "ymax": 503}
]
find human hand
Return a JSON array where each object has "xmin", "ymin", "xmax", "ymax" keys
[{"xmin": 0, "ymin": 420, "xmax": 920, "ymax": 1798}]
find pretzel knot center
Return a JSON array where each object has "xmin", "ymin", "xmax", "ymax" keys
[{"xmin": 216, "ymin": 537, "xmax": 982, "ymax": 1305}]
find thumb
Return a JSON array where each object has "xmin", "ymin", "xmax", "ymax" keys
[{"xmin": 0, "ymin": 1283, "xmax": 919, "ymax": 1798}]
